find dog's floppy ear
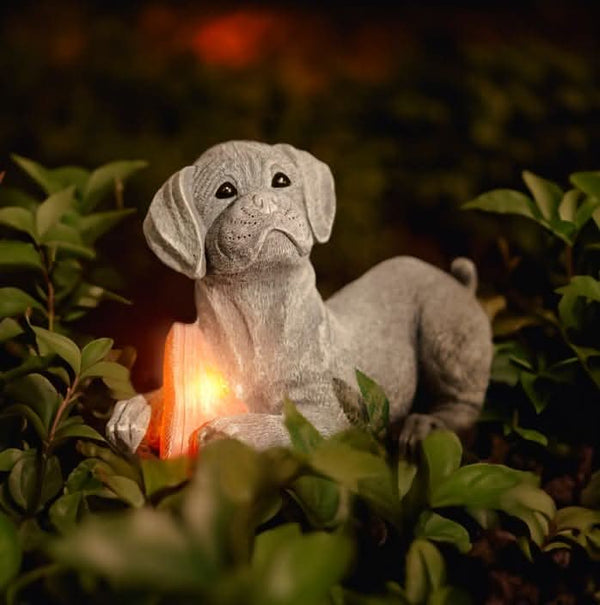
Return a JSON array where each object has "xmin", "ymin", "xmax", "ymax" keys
[
  {"xmin": 143, "ymin": 166, "xmax": 207, "ymax": 279},
  {"xmin": 276, "ymin": 144, "xmax": 336, "ymax": 243}
]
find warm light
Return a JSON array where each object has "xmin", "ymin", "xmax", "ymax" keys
[
  {"xmin": 159, "ymin": 323, "xmax": 247, "ymax": 458},
  {"xmin": 189, "ymin": 10, "xmax": 282, "ymax": 68},
  {"xmin": 187, "ymin": 368, "xmax": 230, "ymax": 416}
]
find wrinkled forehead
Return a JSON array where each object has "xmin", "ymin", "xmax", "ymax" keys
[{"xmin": 193, "ymin": 141, "xmax": 294, "ymax": 189}]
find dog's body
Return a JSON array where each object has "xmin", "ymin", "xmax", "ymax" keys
[{"xmin": 107, "ymin": 141, "xmax": 492, "ymax": 454}]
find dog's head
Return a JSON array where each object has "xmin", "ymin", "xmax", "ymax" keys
[{"xmin": 144, "ymin": 141, "xmax": 336, "ymax": 278}]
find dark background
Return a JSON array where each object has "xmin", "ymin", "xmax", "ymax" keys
[{"xmin": 1, "ymin": 1, "xmax": 599, "ymax": 390}]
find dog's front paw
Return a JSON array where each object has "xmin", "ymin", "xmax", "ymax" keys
[
  {"xmin": 196, "ymin": 417, "xmax": 233, "ymax": 448},
  {"xmin": 398, "ymin": 413, "xmax": 446, "ymax": 458},
  {"xmin": 106, "ymin": 394, "xmax": 151, "ymax": 453}
]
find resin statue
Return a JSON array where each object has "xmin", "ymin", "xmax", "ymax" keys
[{"xmin": 106, "ymin": 141, "xmax": 493, "ymax": 458}]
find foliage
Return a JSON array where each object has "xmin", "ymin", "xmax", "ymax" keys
[
  {"xmin": 465, "ymin": 170, "xmax": 600, "ymax": 448},
  {"xmin": 463, "ymin": 168, "xmax": 600, "ymax": 602},
  {"xmin": 12, "ymin": 403, "xmax": 554, "ymax": 605},
  {"xmin": 0, "ymin": 157, "xmax": 599, "ymax": 604},
  {"xmin": 0, "ymin": 157, "xmax": 142, "ymax": 599}
]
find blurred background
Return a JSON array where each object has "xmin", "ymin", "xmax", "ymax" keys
[{"xmin": 1, "ymin": 1, "xmax": 599, "ymax": 390}]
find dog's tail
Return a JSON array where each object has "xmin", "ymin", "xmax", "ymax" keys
[{"xmin": 451, "ymin": 257, "xmax": 477, "ymax": 294}]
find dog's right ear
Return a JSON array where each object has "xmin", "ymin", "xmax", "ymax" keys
[{"xmin": 143, "ymin": 166, "xmax": 207, "ymax": 280}]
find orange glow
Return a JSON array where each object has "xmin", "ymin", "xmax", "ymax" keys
[
  {"xmin": 189, "ymin": 10, "xmax": 284, "ymax": 68},
  {"xmin": 159, "ymin": 323, "xmax": 247, "ymax": 458}
]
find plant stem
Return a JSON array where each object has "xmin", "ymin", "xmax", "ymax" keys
[
  {"xmin": 46, "ymin": 279, "xmax": 55, "ymax": 331},
  {"xmin": 565, "ymin": 244, "xmax": 574, "ymax": 281},
  {"xmin": 47, "ymin": 377, "xmax": 79, "ymax": 447},
  {"xmin": 41, "ymin": 248, "xmax": 55, "ymax": 331}
]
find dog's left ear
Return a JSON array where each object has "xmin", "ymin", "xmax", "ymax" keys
[
  {"xmin": 275, "ymin": 144, "xmax": 336, "ymax": 243},
  {"xmin": 143, "ymin": 166, "xmax": 207, "ymax": 279}
]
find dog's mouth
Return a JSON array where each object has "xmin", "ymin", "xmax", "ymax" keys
[
  {"xmin": 208, "ymin": 215, "xmax": 311, "ymax": 275},
  {"xmin": 265, "ymin": 225, "xmax": 310, "ymax": 256}
]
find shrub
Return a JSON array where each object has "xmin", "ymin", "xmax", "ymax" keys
[{"xmin": 0, "ymin": 159, "xmax": 598, "ymax": 604}]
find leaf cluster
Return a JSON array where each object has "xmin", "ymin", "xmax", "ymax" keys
[
  {"xmin": 0, "ymin": 392, "xmax": 559, "ymax": 605},
  {"xmin": 0, "ymin": 156, "xmax": 142, "ymax": 597},
  {"xmin": 0, "ymin": 156, "xmax": 146, "ymax": 329},
  {"xmin": 465, "ymin": 170, "xmax": 600, "ymax": 447}
]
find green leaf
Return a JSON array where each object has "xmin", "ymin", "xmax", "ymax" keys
[
  {"xmin": 1, "ymin": 405, "xmax": 47, "ymax": 440},
  {"xmin": 522, "ymin": 170, "xmax": 562, "ymax": 221},
  {"xmin": 65, "ymin": 459, "xmax": 104, "ymax": 495},
  {"xmin": 356, "ymin": 369, "xmax": 390, "ymax": 435},
  {"xmin": 513, "ymin": 426, "xmax": 548, "ymax": 446},
  {"xmin": 82, "ymin": 160, "xmax": 147, "ymax": 212},
  {"xmin": 8, "ymin": 454, "xmax": 36, "ymax": 512},
  {"xmin": 520, "ymin": 372, "xmax": 550, "ymax": 414},
  {"xmin": 11, "ymin": 155, "xmax": 61, "ymax": 195},
  {"xmin": 12, "ymin": 156, "xmax": 89, "ymax": 195},
  {"xmin": 0, "ymin": 186, "xmax": 38, "ymax": 211},
  {"xmin": 548, "ymin": 220, "xmax": 577, "ymax": 245},
  {"xmin": 76, "ymin": 441, "xmax": 141, "ymax": 483},
  {"xmin": 40, "ymin": 456, "xmax": 63, "ymax": 509},
  {"xmin": 405, "ymin": 539, "xmax": 446, "ymax": 605},
  {"xmin": 49, "ymin": 509, "xmax": 210, "ymax": 591},
  {"xmin": 462, "ymin": 189, "xmax": 541, "ymax": 221},
  {"xmin": 0, "ymin": 206, "xmax": 37, "ymax": 240},
  {"xmin": 549, "ymin": 507, "xmax": 600, "ymax": 559},
  {"xmin": 35, "ymin": 187, "xmax": 75, "ymax": 237},
  {"xmin": 421, "ymin": 430, "xmax": 462, "ymax": 493},
  {"xmin": 33, "ymin": 326, "xmax": 81, "ymax": 374},
  {"xmin": 288, "ymin": 476, "xmax": 343, "ymax": 527},
  {"xmin": 431, "ymin": 464, "xmax": 530, "ymax": 509},
  {"xmin": 140, "ymin": 456, "xmax": 190, "ymax": 499},
  {"xmin": 252, "ymin": 523, "xmax": 353, "ymax": 605},
  {"xmin": 75, "ymin": 208, "xmax": 136, "ymax": 244},
  {"xmin": 556, "ymin": 276, "xmax": 600, "ymax": 330},
  {"xmin": 570, "ymin": 171, "xmax": 600, "ymax": 198},
  {"xmin": 80, "ymin": 338, "xmax": 113, "ymax": 371},
  {"xmin": 40, "ymin": 223, "xmax": 95, "ymax": 259},
  {"xmin": 491, "ymin": 341, "xmax": 529, "ymax": 386},
  {"xmin": 101, "ymin": 475, "xmax": 145, "ymax": 508},
  {"xmin": 0, "ymin": 318, "xmax": 23, "ymax": 342},
  {"xmin": 415, "ymin": 511, "xmax": 471, "ymax": 554},
  {"xmin": 49, "ymin": 492, "xmax": 85, "ymax": 534},
  {"xmin": 574, "ymin": 196, "xmax": 600, "ymax": 230},
  {"xmin": 0, "ymin": 512, "xmax": 21, "ymax": 589},
  {"xmin": 69, "ymin": 282, "xmax": 130, "ymax": 311},
  {"xmin": 283, "ymin": 399, "xmax": 324, "ymax": 455},
  {"xmin": 80, "ymin": 360, "xmax": 134, "ymax": 398},
  {"xmin": 0, "ymin": 242, "xmax": 43, "ymax": 272},
  {"xmin": 52, "ymin": 422, "xmax": 106, "ymax": 447},
  {"xmin": 397, "ymin": 459, "xmax": 418, "ymax": 499},
  {"xmin": 499, "ymin": 483, "xmax": 555, "ymax": 546},
  {"xmin": 0, "ymin": 449, "xmax": 25, "ymax": 472},
  {"xmin": 252, "ymin": 522, "xmax": 302, "ymax": 573},
  {"xmin": 8, "ymin": 454, "xmax": 63, "ymax": 513},
  {"xmin": 309, "ymin": 440, "xmax": 394, "ymax": 494},
  {"xmin": 4, "ymin": 373, "xmax": 60, "ymax": 431},
  {"xmin": 558, "ymin": 189, "xmax": 579, "ymax": 222},
  {"xmin": 52, "ymin": 258, "xmax": 82, "ymax": 303}
]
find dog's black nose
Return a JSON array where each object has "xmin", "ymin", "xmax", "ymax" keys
[{"xmin": 252, "ymin": 193, "xmax": 278, "ymax": 215}]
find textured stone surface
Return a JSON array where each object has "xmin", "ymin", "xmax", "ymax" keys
[{"xmin": 107, "ymin": 141, "xmax": 493, "ymax": 454}]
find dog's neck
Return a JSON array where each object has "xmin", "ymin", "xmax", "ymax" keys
[{"xmin": 193, "ymin": 256, "xmax": 332, "ymax": 409}]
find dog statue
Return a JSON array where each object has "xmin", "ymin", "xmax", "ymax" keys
[{"xmin": 107, "ymin": 141, "xmax": 492, "ymax": 457}]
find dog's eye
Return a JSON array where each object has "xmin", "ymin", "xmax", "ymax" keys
[
  {"xmin": 271, "ymin": 172, "xmax": 291, "ymax": 188},
  {"xmin": 215, "ymin": 182, "xmax": 237, "ymax": 199}
]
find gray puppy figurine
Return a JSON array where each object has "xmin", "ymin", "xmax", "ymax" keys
[{"xmin": 107, "ymin": 141, "xmax": 492, "ymax": 455}]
